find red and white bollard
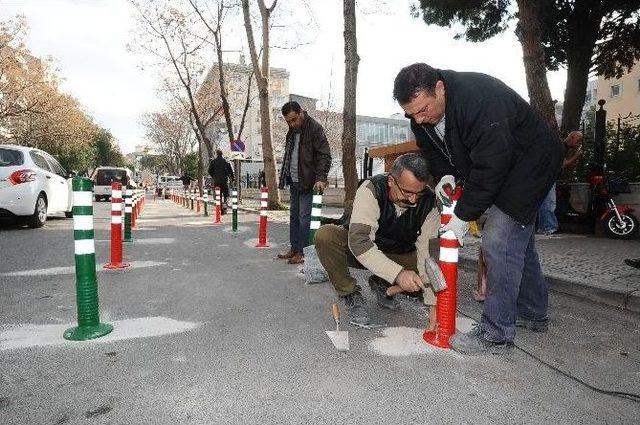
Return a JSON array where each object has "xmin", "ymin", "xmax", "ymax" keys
[
  {"xmin": 104, "ymin": 182, "xmax": 129, "ymax": 269},
  {"xmin": 423, "ymin": 187, "xmax": 463, "ymax": 349},
  {"xmin": 213, "ymin": 186, "xmax": 222, "ymax": 224},
  {"xmin": 255, "ymin": 187, "xmax": 270, "ymax": 248},
  {"xmin": 196, "ymin": 190, "xmax": 201, "ymax": 214},
  {"xmin": 131, "ymin": 191, "xmax": 138, "ymax": 229}
]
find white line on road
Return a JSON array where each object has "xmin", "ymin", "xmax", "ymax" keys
[
  {"xmin": 0, "ymin": 316, "xmax": 200, "ymax": 350},
  {"xmin": 1, "ymin": 260, "xmax": 167, "ymax": 277}
]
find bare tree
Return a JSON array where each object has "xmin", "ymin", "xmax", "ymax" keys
[
  {"xmin": 241, "ymin": 0, "xmax": 281, "ymax": 208},
  {"xmin": 130, "ymin": 1, "xmax": 216, "ymax": 163},
  {"xmin": 342, "ymin": 0, "xmax": 360, "ymax": 203}
]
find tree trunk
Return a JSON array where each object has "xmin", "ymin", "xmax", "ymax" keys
[
  {"xmin": 515, "ymin": 0, "xmax": 558, "ymax": 135},
  {"xmin": 559, "ymin": 4, "xmax": 599, "ymax": 137},
  {"xmin": 341, "ymin": 0, "xmax": 359, "ymax": 203},
  {"xmin": 241, "ymin": 0, "xmax": 281, "ymax": 208}
]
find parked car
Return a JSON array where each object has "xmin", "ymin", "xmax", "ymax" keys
[
  {"xmin": 91, "ymin": 166, "xmax": 133, "ymax": 201},
  {"xmin": 0, "ymin": 144, "xmax": 73, "ymax": 228}
]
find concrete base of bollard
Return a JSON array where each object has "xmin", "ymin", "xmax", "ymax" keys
[{"xmin": 63, "ymin": 322, "xmax": 113, "ymax": 341}]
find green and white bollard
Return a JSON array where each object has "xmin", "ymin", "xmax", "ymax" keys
[
  {"xmin": 309, "ymin": 190, "xmax": 323, "ymax": 244},
  {"xmin": 203, "ymin": 191, "xmax": 209, "ymax": 216},
  {"xmin": 63, "ymin": 177, "xmax": 113, "ymax": 341},
  {"xmin": 124, "ymin": 186, "xmax": 132, "ymax": 243},
  {"xmin": 231, "ymin": 189, "xmax": 238, "ymax": 231}
]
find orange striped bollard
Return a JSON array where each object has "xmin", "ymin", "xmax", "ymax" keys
[
  {"xmin": 423, "ymin": 187, "xmax": 463, "ymax": 349},
  {"xmin": 196, "ymin": 190, "xmax": 201, "ymax": 213},
  {"xmin": 255, "ymin": 187, "xmax": 270, "ymax": 248},
  {"xmin": 214, "ymin": 187, "xmax": 222, "ymax": 224},
  {"xmin": 104, "ymin": 182, "xmax": 129, "ymax": 269},
  {"xmin": 131, "ymin": 191, "xmax": 138, "ymax": 229}
]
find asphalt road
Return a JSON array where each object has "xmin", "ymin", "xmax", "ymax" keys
[{"xmin": 1, "ymin": 198, "xmax": 639, "ymax": 424}]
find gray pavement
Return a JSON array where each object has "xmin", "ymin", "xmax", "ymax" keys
[{"xmin": 0, "ymin": 198, "xmax": 639, "ymax": 424}]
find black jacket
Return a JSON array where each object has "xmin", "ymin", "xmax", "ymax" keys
[
  {"xmin": 278, "ymin": 113, "xmax": 332, "ymax": 191},
  {"xmin": 411, "ymin": 70, "xmax": 563, "ymax": 225},
  {"xmin": 208, "ymin": 157, "xmax": 234, "ymax": 185}
]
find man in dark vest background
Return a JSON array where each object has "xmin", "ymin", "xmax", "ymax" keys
[{"xmin": 314, "ymin": 153, "xmax": 439, "ymax": 328}]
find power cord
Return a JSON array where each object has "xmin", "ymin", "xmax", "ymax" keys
[{"xmin": 456, "ymin": 308, "xmax": 640, "ymax": 403}]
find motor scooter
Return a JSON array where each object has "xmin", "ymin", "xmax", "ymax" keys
[{"xmin": 556, "ymin": 163, "xmax": 638, "ymax": 239}]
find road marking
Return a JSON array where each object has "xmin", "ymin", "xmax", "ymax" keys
[
  {"xmin": 222, "ymin": 226, "xmax": 250, "ymax": 234},
  {"xmin": 367, "ymin": 317, "xmax": 476, "ymax": 357},
  {"xmin": 132, "ymin": 238, "xmax": 175, "ymax": 245},
  {"xmin": 2, "ymin": 260, "xmax": 167, "ymax": 277},
  {"xmin": 243, "ymin": 238, "xmax": 279, "ymax": 249},
  {"xmin": 0, "ymin": 316, "xmax": 200, "ymax": 350}
]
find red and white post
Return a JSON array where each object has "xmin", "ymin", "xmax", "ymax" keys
[
  {"xmin": 104, "ymin": 182, "xmax": 129, "ymax": 269},
  {"xmin": 255, "ymin": 187, "xmax": 270, "ymax": 248},
  {"xmin": 131, "ymin": 191, "xmax": 138, "ymax": 229},
  {"xmin": 213, "ymin": 186, "xmax": 222, "ymax": 224},
  {"xmin": 423, "ymin": 187, "xmax": 463, "ymax": 349}
]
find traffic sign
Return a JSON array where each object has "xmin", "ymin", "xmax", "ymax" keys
[{"xmin": 231, "ymin": 139, "xmax": 245, "ymax": 152}]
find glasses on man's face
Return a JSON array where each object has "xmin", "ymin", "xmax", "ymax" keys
[{"xmin": 390, "ymin": 175, "xmax": 428, "ymax": 199}]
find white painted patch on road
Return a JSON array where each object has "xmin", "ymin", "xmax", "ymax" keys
[
  {"xmin": 2, "ymin": 260, "xmax": 167, "ymax": 277},
  {"xmin": 133, "ymin": 238, "xmax": 175, "ymax": 245},
  {"xmin": 368, "ymin": 318, "xmax": 476, "ymax": 357},
  {"xmin": 243, "ymin": 238, "xmax": 279, "ymax": 249},
  {"xmin": 222, "ymin": 226, "xmax": 250, "ymax": 234},
  {"xmin": 0, "ymin": 316, "xmax": 200, "ymax": 351}
]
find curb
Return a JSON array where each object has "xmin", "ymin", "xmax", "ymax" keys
[{"xmin": 458, "ymin": 255, "xmax": 640, "ymax": 315}]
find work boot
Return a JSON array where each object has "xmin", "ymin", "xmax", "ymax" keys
[
  {"xmin": 343, "ymin": 292, "xmax": 370, "ymax": 326},
  {"xmin": 515, "ymin": 317, "xmax": 548, "ymax": 333},
  {"xmin": 368, "ymin": 275, "xmax": 400, "ymax": 310},
  {"xmin": 277, "ymin": 249, "xmax": 296, "ymax": 259},
  {"xmin": 287, "ymin": 253, "xmax": 304, "ymax": 264},
  {"xmin": 624, "ymin": 258, "xmax": 640, "ymax": 269},
  {"xmin": 449, "ymin": 325, "xmax": 514, "ymax": 355}
]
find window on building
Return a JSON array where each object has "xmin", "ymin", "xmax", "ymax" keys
[{"xmin": 610, "ymin": 84, "xmax": 621, "ymax": 98}]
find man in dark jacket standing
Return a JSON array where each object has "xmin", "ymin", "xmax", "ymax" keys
[
  {"xmin": 393, "ymin": 63, "xmax": 563, "ymax": 355},
  {"xmin": 208, "ymin": 149, "xmax": 234, "ymax": 207},
  {"xmin": 277, "ymin": 101, "xmax": 332, "ymax": 264}
]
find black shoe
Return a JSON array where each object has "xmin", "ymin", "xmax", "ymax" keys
[
  {"xmin": 450, "ymin": 325, "xmax": 514, "ymax": 355},
  {"xmin": 368, "ymin": 275, "xmax": 400, "ymax": 310},
  {"xmin": 516, "ymin": 317, "xmax": 549, "ymax": 333},
  {"xmin": 343, "ymin": 292, "xmax": 370, "ymax": 326},
  {"xmin": 624, "ymin": 258, "xmax": 640, "ymax": 269}
]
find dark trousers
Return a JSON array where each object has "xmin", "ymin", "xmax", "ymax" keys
[
  {"xmin": 290, "ymin": 183, "xmax": 312, "ymax": 253},
  {"xmin": 481, "ymin": 206, "xmax": 548, "ymax": 342}
]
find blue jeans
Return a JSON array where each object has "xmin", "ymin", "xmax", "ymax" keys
[
  {"xmin": 289, "ymin": 183, "xmax": 312, "ymax": 253},
  {"xmin": 481, "ymin": 206, "xmax": 548, "ymax": 342},
  {"xmin": 537, "ymin": 183, "xmax": 558, "ymax": 234}
]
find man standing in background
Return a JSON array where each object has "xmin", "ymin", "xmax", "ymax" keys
[
  {"xmin": 277, "ymin": 101, "xmax": 332, "ymax": 265},
  {"xmin": 208, "ymin": 149, "xmax": 234, "ymax": 210}
]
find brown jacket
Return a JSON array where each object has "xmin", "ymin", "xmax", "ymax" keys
[{"xmin": 278, "ymin": 113, "xmax": 332, "ymax": 191}]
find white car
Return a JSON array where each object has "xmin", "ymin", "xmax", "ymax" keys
[{"xmin": 0, "ymin": 144, "xmax": 73, "ymax": 228}]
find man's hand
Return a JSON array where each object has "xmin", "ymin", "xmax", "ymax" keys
[
  {"xmin": 394, "ymin": 270, "xmax": 424, "ymax": 293},
  {"xmin": 441, "ymin": 212, "xmax": 469, "ymax": 246},
  {"xmin": 314, "ymin": 180, "xmax": 327, "ymax": 193},
  {"xmin": 434, "ymin": 175, "xmax": 456, "ymax": 209}
]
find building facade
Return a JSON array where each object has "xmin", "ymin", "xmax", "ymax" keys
[
  {"xmin": 596, "ymin": 61, "xmax": 640, "ymax": 122},
  {"xmin": 200, "ymin": 57, "xmax": 290, "ymax": 162}
]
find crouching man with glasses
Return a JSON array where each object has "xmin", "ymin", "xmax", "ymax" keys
[{"xmin": 315, "ymin": 153, "xmax": 439, "ymax": 328}]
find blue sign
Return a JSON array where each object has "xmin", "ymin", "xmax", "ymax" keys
[{"xmin": 231, "ymin": 140, "xmax": 245, "ymax": 152}]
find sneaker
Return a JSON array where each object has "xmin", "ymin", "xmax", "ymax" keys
[
  {"xmin": 516, "ymin": 317, "xmax": 548, "ymax": 333},
  {"xmin": 343, "ymin": 292, "xmax": 370, "ymax": 326},
  {"xmin": 368, "ymin": 275, "xmax": 400, "ymax": 310},
  {"xmin": 450, "ymin": 325, "xmax": 514, "ymax": 355}
]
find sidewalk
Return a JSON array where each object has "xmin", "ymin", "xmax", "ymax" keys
[{"xmin": 238, "ymin": 198, "xmax": 640, "ymax": 313}]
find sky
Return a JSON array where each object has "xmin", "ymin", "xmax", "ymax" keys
[{"xmin": 1, "ymin": 0, "xmax": 568, "ymax": 154}]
